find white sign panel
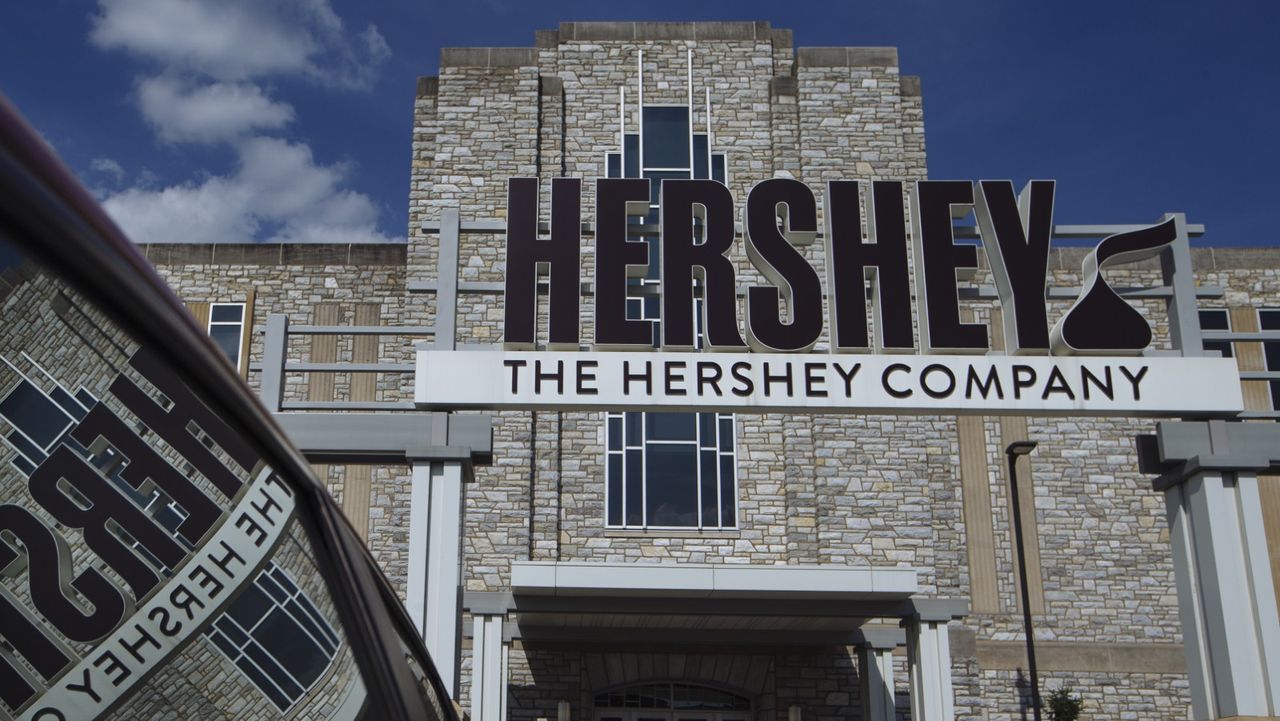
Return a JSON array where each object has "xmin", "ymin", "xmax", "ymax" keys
[
  {"xmin": 20, "ymin": 469, "xmax": 296, "ymax": 721},
  {"xmin": 417, "ymin": 350, "xmax": 1243, "ymax": 416}
]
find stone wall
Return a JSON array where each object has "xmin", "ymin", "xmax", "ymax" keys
[{"xmin": 401, "ymin": 21, "xmax": 1249, "ymax": 721}]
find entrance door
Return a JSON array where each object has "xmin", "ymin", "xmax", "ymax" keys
[
  {"xmin": 594, "ymin": 714, "xmax": 748, "ymax": 721},
  {"xmin": 593, "ymin": 682, "xmax": 752, "ymax": 721}
]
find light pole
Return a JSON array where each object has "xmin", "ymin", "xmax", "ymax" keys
[{"xmin": 1006, "ymin": 440, "xmax": 1041, "ymax": 721}]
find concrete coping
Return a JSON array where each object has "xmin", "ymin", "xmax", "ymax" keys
[
  {"xmin": 509, "ymin": 561, "xmax": 919, "ymax": 599},
  {"xmin": 901, "ymin": 597, "xmax": 970, "ymax": 623},
  {"xmin": 137, "ymin": 242, "xmax": 407, "ymax": 267},
  {"xmin": 854, "ymin": 627, "xmax": 907, "ymax": 649},
  {"xmin": 557, "ymin": 21, "xmax": 773, "ymax": 42},
  {"xmin": 440, "ymin": 47, "xmax": 538, "ymax": 69},
  {"xmin": 534, "ymin": 29, "xmax": 559, "ymax": 48},
  {"xmin": 796, "ymin": 46, "xmax": 899, "ymax": 69},
  {"xmin": 900, "ymin": 75, "xmax": 922, "ymax": 97}
]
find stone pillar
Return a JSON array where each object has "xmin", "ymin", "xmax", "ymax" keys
[
  {"xmin": 857, "ymin": 628, "xmax": 901, "ymax": 721},
  {"xmin": 904, "ymin": 614, "xmax": 955, "ymax": 721},
  {"xmin": 1143, "ymin": 420, "xmax": 1280, "ymax": 720},
  {"xmin": 407, "ymin": 459, "xmax": 464, "ymax": 696},
  {"xmin": 469, "ymin": 612, "xmax": 507, "ymax": 721},
  {"xmin": 1162, "ymin": 467, "xmax": 1280, "ymax": 719}
]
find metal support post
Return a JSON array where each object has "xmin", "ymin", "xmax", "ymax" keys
[
  {"xmin": 904, "ymin": 615, "xmax": 955, "ymax": 721},
  {"xmin": 858, "ymin": 629, "xmax": 900, "ymax": 721},
  {"xmin": 407, "ymin": 460, "xmax": 465, "ymax": 698},
  {"xmin": 259, "ymin": 313, "xmax": 288, "ymax": 412}
]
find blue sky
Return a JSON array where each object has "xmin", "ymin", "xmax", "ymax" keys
[{"xmin": 2, "ymin": 1, "xmax": 1276, "ymax": 246}]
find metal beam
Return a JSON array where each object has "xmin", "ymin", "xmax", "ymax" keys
[
  {"xmin": 288, "ymin": 324, "xmax": 435, "ymax": 335},
  {"xmin": 272, "ymin": 411, "xmax": 492, "ymax": 463},
  {"xmin": 497, "ymin": 594, "xmax": 964, "ymax": 620},
  {"xmin": 435, "ymin": 209, "xmax": 460, "ymax": 351},
  {"xmin": 422, "ymin": 218, "xmax": 1207, "ymax": 239}
]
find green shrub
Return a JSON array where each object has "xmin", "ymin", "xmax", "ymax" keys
[{"xmin": 1046, "ymin": 687, "xmax": 1083, "ymax": 721}]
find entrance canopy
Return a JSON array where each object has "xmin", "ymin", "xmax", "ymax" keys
[{"xmin": 463, "ymin": 562, "xmax": 963, "ymax": 646}]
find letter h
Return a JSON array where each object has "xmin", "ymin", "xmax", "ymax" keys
[{"xmin": 504, "ymin": 177, "xmax": 581, "ymax": 349}]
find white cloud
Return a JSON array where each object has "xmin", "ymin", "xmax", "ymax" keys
[
  {"xmin": 90, "ymin": 0, "xmax": 396, "ymax": 243},
  {"xmin": 137, "ymin": 76, "xmax": 294, "ymax": 143},
  {"xmin": 102, "ymin": 137, "xmax": 398, "ymax": 244},
  {"xmin": 89, "ymin": 157, "xmax": 126, "ymax": 184},
  {"xmin": 89, "ymin": 0, "xmax": 389, "ymax": 88}
]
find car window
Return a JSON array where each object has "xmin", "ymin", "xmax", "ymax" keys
[{"xmin": 0, "ymin": 233, "xmax": 374, "ymax": 720}]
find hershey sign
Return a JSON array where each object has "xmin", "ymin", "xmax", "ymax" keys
[{"xmin": 416, "ymin": 177, "xmax": 1243, "ymax": 415}]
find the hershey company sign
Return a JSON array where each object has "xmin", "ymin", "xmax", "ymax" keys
[{"xmin": 418, "ymin": 177, "xmax": 1241, "ymax": 416}]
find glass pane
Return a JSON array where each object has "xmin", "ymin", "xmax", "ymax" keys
[
  {"xmin": 1264, "ymin": 341, "xmax": 1280, "ymax": 371},
  {"xmin": 624, "ymin": 134, "xmax": 640, "ymax": 177},
  {"xmin": 643, "ymin": 106, "xmax": 691, "ymax": 168},
  {"xmin": 693, "ymin": 134, "xmax": 709, "ymax": 179},
  {"xmin": 720, "ymin": 456, "xmax": 736, "ymax": 527},
  {"xmin": 607, "ymin": 454, "xmax": 623, "ymax": 525},
  {"xmin": 1198, "ymin": 309, "xmax": 1229, "ymax": 330},
  {"xmin": 700, "ymin": 450, "xmax": 718, "ymax": 526},
  {"xmin": 1198, "ymin": 310, "xmax": 1232, "ymax": 357},
  {"xmin": 607, "ymin": 153, "xmax": 621, "ymax": 179},
  {"xmin": 210, "ymin": 323, "xmax": 242, "ymax": 366},
  {"xmin": 698, "ymin": 413, "xmax": 715, "ymax": 446},
  {"xmin": 718, "ymin": 417, "xmax": 733, "ymax": 450},
  {"xmin": 1204, "ymin": 340, "xmax": 1233, "ymax": 358},
  {"xmin": 646, "ymin": 412, "xmax": 697, "ymax": 441},
  {"xmin": 712, "ymin": 154, "xmax": 726, "ymax": 184},
  {"xmin": 607, "ymin": 415, "xmax": 622, "ymax": 449},
  {"xmin": 625, "ymin": 412, "xmax": 643, "ymax": 446},
  {"xmin": 210, "ymin": 304, "xmax": 244, "ymax": 323},
  {"xmin": 625, "ymin": 448, "xmax": 644, "ymax": 525},
  {"xmin": 0, "ymin": 380, "xmax": 74, "ymax": 448},
  {"xmin": 1261, "ymin": 310, "xmax": 1280, "ymax": 331},
  {"xmin": 645, "ymin": 444, "xmax": 698, "ymax": 526}
]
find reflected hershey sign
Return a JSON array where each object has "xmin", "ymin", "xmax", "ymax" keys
[{"xmin": 416, "ymin": 177, "xmax": 1243, "ymax": 416}]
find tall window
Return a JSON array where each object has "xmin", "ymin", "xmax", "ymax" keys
[
  {"xmin": 208, "ymin": 302, "xmax": 246, "ymax": 372},
  {"xmin": 206, "ymin": 562, "xmax": 341, "ymax": 711},
  {"xmin": 1199, "ymin": 309, "xmax": 1233, "ymax": 358},
  {"xmin": 603, "ymin": 104, "xmax": 737, "ymax": 529},
  {"xmin": 1261, "ymin": 309, "xmax": 1280, "ymax": 410}
]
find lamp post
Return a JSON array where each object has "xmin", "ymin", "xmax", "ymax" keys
[{"xmin": 1006, "ymin": 440, "xmax": 1041, "ymax": 721}]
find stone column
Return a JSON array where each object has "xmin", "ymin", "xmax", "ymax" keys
[
  {"xmin": 407, "ymin": 459, "xmax": 464, "ymax": 696},
  {"xmin": 469, "ymin": 611, "xmax": 507, "ymax": 721},
  {"xmin": 1144, "ymin": 420, "xmax": 1280, "ymax": 719},
  {"xmin": 857, "ymin": 628, "xmax": 902, "ymax": 721},
  {"xmin": 904, "ymin": 614, "xmax": 955, "ymax": 721},
  {"xmin": 1161, "ymin": 466, "xmax": 1280, "ymax": 718}
]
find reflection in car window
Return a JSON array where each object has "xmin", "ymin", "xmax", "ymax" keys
[{"xmin": 0, "ymin": 237, "xmax": 368, "ymax": 719}]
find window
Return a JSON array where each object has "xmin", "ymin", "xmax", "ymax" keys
[
  {"xmin": 1261, "ymin": 309, "xmax": 1280, "ymax": 410},
  {"xmin": 206, "ymin": 562, "xmax": 341, "ymax": 711},
  {"xmin": 0, "ymin": 369, "xmax": 88, "ymax": 476},
  {"xmin": 1199, "ymin": 309, "xmax": 1233, "ymax": 358},
  {"xmin": 208, "ymin": 302, "xmax": 246, "ymax": 372},
  {"xmin": 604, "ymin": 101, "xmax": 736, "ymax": 529}
]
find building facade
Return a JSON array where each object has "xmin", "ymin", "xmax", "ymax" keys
[{"xmin": 132, "ymin": 21, "xmax": 1280, "ymax": 721}]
